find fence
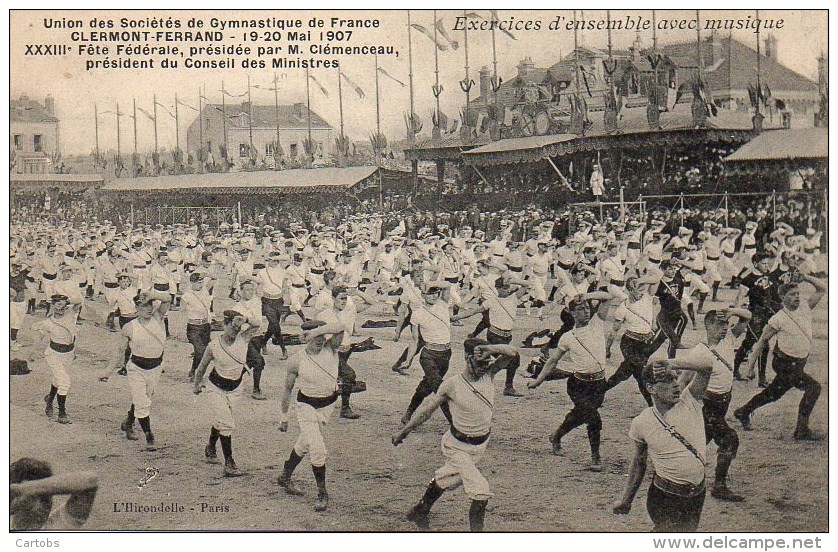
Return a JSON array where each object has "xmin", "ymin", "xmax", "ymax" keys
[{"xmin": 139, "ymin": 205, "xmax": 240, "ymax": 228}]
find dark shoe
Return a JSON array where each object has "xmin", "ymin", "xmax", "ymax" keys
[
  {"xmin": 340, "ymin": 406, "xmax": 361, "ymax": 419},
  {"xmin": 758, "ymin": 379, "xmax": 769, "ymax": 389},
  {"xmin": 279, "ymin": 350, "xmax": 288, "ymax": 361},
  {"xmin": 503, "ymin": 386, "xmax": 524, "ymax": 397},
  {"xmin": 125, "ymin": 427, "xmax": 140, "ymax": 441},
  {"xmin": 351, "ymin": 381, "xmax": 367, "ymax": 393},
  {"xmin": 145, "ymin": 432, "xmax": 157, "ymax": 450},
  {"xmin": 188, "ymin": 370, "xmax": 196, "ymax": 382},
  {"xmin": 251, "ymin": 391, "xmax": 267, "ymax": 401},
  {"xmin": 733, "ymin": 409, "xmax": 752, "ymax": 431},
  {"xmin": 793, "ymin": 428, "xmax": 825, "ymax": 441},
  {"xmin": 406, "ymin": 504, "xmax": 430, "ymax": 529},
  {"xmin": 314, "ymin": 491, "xmax": 329, "ymax": 512},
  {"xmin": 589, "ymin": 454, "xmax": 602, "ymax": 471},
  {"xmin": 57, "ymin": 413, "xmax": 71, "ymax": 424},
  {"xmin": 549, "ymin": 432, "xmax": 562, "ymax": 456},
  {"xmin": 44, "ymin": 395, "xmax": 54, "ymax": 418},
  {"xmin": 401, "ymin": 412, "xmax": 412, "ymax": 426},
  {"xmin": 117, "ymin": 367, "xmax": 127, "ymax": 376},
  {"xmin": 277, "ymin": 474, "xmax": 305, "ymax": 496},
  {"xmin": 205, "ymin": 445, "xmax": 220, "ymax": 464},
  {"xmin": 224, "ymin": 461, "xmax": 245, "ymax": 477},
  {"xmin": 711, "ymin": 485, "xmax": 746, "ymax": 502}
]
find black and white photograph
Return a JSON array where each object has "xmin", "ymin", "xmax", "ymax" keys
[{"xmin": 7, "ymin": 7, "xmax": 829, "ymax": 537}]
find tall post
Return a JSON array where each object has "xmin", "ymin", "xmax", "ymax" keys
[
  {"xmin": 237, "ymin": 201, "xmax": 242, "ymax": 225},
  {"xmin": 755, "ymin": 9, "xmax": 762, "ymax": 118},
  {"xmin": 462, "ymin": 9, "xmax": 471, "ymax": 134},
  {"xmin": 680, "ymin": 193, "xmax": 685, "ymax": 227},
  {"xmin": 433, "ymin": 9, "xmax": 441, "ymax": 132},
  {"xmin": 247, "ymin": 74, "xmax": 254, "ymax": 155},
  {"xmin": 375, "ymin": 53, "xmax": 383, "ymax": 208},
  {"xmin": 723, "ymin": 192, "xmax": 729, "ymax": 226},
  {"xmin": 94, "ymin": 103, "xmax": 99, "ymax": 163},
  {"xmin": 696, "ymin": 10, "xmax": 703, "ymax": 79},
  {"xmin": 305, "ymin": 67, "xmax": 313, "ymax": 152},
  {"xmin": 491, "ymin": 11, "xmax": 499, "ymax": 129},
  {"xmin": 132, "ymin": 98, "xmax": 138, "ymax": 156},
  {"xmin": 619, "ymin": 185, "xmax": 625, "ymax": 223},
  {"xmin": 772, "ymin": 189, "xmax": 777, "ymax": 226},
  {"xmin": 115, "ymin": 102, "xmax": 122, "ymax": 164},
  {"xmin": 173, "ymin": 93, "xmax": 179, "ymax": 155},
  {"xmin": 221, "ymin": 82, "xmax": 227, "ymax": 159},
  {"xmin": 153, "ymin": 94, "xmax": 158, "ymax": 155},
  {"xmin": 273, "ymin": 73, "xmax": 281, "ymax": 169},
  {"xmin": 407, "ymin": 10, "xmax": 415, "ymax": 142},
  {"xmin": 198, "ymin": 88, "xmax": 203, "ymax": 162},
  {"xmin": 337, "ymin": 67, "xmax": 345, "ymax": 138},
  {"xmin": 573, "ymin": 10, "xmax": 581, "ymax": 97},
  {"xmin": 130, "ymin": 203, "xmax": 134, "ymax": 227}
]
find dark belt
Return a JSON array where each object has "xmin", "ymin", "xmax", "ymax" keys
[
  {"xmin": 49, "ymin": 341, "xmax": 75, "ymax": 353},
  {"xmin": 627, "ymin": 242, "xmax": 641, "ymax": 250},
  {"xmin": 292, "ymin": 283, "xmax": 306, "ymax": 288},
  {"xmin": 706, "ymin": 256, "xmax": 720, "ymax": 261},
  {"xmin": 42, "ymin": 273, "xmax": 57, "ymax": 280},
  {"xmin": 774, "ymin": 348, "xmax": 808, "ymax": 366},
  {"xmin": 694, "ymin": 268, "xmax": 706, "ymax": 275},
  {"xmin": 573, "ymin": 370, "xmax": 606, "ymax": 381},
  {"xmin": 450, "ymin": 425, "xmax": 490, "ymax": 445},
  {"xmin": 208, "ymin": 368, "xmax": 244, "ymax": 392},
  {"xmin": 130, "ymin": 355, "xmax": 164, "ymax": 370},
  {"xmin": 445, "ymin": 276, "xmax": 459, "ymax": 284},
  {"xmin": 153, "ymin": 283, "xmax": 170, "ymax": 291},
  {"xmin": 624, "ymin": 330, "xmax": 655, "ymax": 344},
  {"xmin": 508, "ymin": 266, "xmax": 523, "ymax": 273},
  {"xmin": 310, "ymin": 268, "xmax": 325, "ymax": 275},
  {"xmin": 488, "ymin": 326, "xmax": 512, "ymax": 338},
  {"xmin": 723, "ymin": 252, "xmax": 735, "ymax": 258},
  {"xmin": 704, "ymin": 390, "xmax": 731, "ymax": 405},
  {"xmin": 78, "ymin": 282, "xmax": 87, "ymax": 288},
  {"xmin": 609, "ymin": 278, "xmax": 625, "ymax": 286},
  {"xmin": 652, "ymin": 474, "xmax": 706, "ymax": 498},
  {"xmin": 296, "ymin": 390, "xmax": 339, "ymax": 409},
  {"xmin": 104, "ymin": 282, "xmax": 119, "ymax": 289},
  {"xmin": 744, "ymin": 245, "xmax": 757, "ymax": 250}
]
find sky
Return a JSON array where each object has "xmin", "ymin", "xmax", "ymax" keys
[{"xmin": 9, "ymin": 9, "xmax": 828, "ymax": 156}]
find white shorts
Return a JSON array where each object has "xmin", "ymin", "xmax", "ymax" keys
[
  {"xmin": 292, "ymin": 399, "xmax": 335, "ymax": 467},
  {"xmin": 434, "ymin": 430, "xmax": 493, "ymax": 501},
  {"xmin": 127, "ymin": 360, "xmax": 162, "ymax": 418},
  {"xmin": 207, "ymin": 382, "xmax": 241, "ymax": 436},
  {"xmin": 10, "ymin": 301, "xmax": 26, "ymax": 331},
  {"xmin": 45, "ymin": 348, "xmax": 73, "ymax": 394}
]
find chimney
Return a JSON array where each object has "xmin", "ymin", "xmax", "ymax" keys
[
  {"xmin": 632, "ymin": 32, "xmax": 642, "ymax": 62},
  {"xmin": 764, "ymin": 35, "xmax": 778, "ymax": 62},
  {"xmin": 517, "ymin": 57, "xmax": 535, "ymax": 78},
  {"xmin": 479, "ymin": 66, "xmax": 491, "ymax": 102},
  {"xmin": 295, "ymin": 102, "xmax": 306, "ymax": 118},
  {"xmin": 44, "ymin": 94, "xmax": 54, "ymax": 114},
  {"xmin": 818, "ymin": 52, "xmax": 828, "ymax": 95}
]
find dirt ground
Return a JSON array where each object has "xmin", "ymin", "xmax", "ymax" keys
[{"xmin": 10, "ymin": 270, "xmax": 828, "ymax": 532}]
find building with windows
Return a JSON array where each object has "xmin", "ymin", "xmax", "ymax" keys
[
  {"xmin": 10, "ymin": 94, "xmax": 60, "ymax": 174},
  {"xmin": 186, "ymin": 102, "xmax": 333, "ymax": 166}
]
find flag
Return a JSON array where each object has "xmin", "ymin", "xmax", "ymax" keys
[
  {"xmin": 341, "ymin": 72, "xmax": 366, "ymax": 99},
  {"xmin": 309, "ymin": 74, "xmax": 329, "ymax": 97},
  {"xmin": 137, "ymin": 107, "xmax": 155, "ymax": 121},
  {"xmin": 411, "ymin": 23, "xmax": 447, "ymax": 51},
  {"xmin": 177, "ymin": 99, "xmax": 199, "ymax": 112},
  {"xmin": 221, "ymin": 89, "xmax": 248, "ymax": 98},
  {"xmin": 434, "ymin": 18, "xmax": 458, "ymax": 50},
  {"xmin": 377, "ymin": 67, "xmax": 406, "ymax": 87},
  {"xmin": 155, "ymin": 102, "xmax": 176, "ymax": 119},
  {"xmin": 489, "ymin": 10, "xmax": 516, "ymax": 40}
]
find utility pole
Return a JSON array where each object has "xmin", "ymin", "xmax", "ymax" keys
[
  {"xmin": 94, "ymin": 103, "xmax": 99, "ymax": 163},
  {"xmin": 152, "ymin": 93, "xmax": 158, "ymax": 155}
]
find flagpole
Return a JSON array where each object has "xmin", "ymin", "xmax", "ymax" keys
[
  {"xmin": 274, "ymin": 72, "xmax": 281, "ymax": 170},
  {"xmin": 337, "ymin": 67, "xmax": 345, "ymax": 139},
  {"xmin": 433, "ymin": 9, "xmax": 441, "ymax": 132},
  {"xmin": 247, "ymin": 74, "xmax": 254, "ymax": 155},
  {"xmin": 305, "ymin": 67, "xmax": 313, "ymax": 155},
  {"xmin": 463, "ymin": 9, "xmax": 471, "ymax": 136},
  {"xmin": 153, "ymin": 94, "xmax": 158, "ymax": 155},
  {"xmin": 755, "ymin": 9, "xmax": 761, "ymax": 118},
  {"xmin": 198, "ymin": 88, "xmax": 203, "ymax": 162},
  {"xmin": 132, "ymin": 97, "xmax": 138, "ymax": 156},
  {"xmin": 115, "ymin": 102, "xmax": 122, "ymax": 169},
  {"xmin": 174, "ymin": 93, "xmax": 180, "ymax": 155},
  {"xmin": 407, "ymin": 10, "xmax": 415, "ymax": 142},
  {"xmin": 94, "ymin": 103, "xmax": 99, "ymax": 164},
  {"xmin": 375, "ymin": 52, "xmax": 383, "ymax": 208},
  {"xmin": 573, "ymin": 10, "xmax": 580, "ymax": 97},
  {"xmin": 221, "ymin": 82, "xmax": 227, "ymax": 159}
]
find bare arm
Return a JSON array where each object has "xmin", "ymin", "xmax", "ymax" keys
[
  {"xmin": 802, "ymin": 273, "xmax": 827, "ymax": 309},
  {"xmin": 747, "ymin": 325, "xmax": 780, "ymax": 371},
  {"xmin": 528, "ymin": 347, "xmax": 568, "ymax": 388},
  {"xmin": 99, "ymin": 333, "xmax": 129, "ymax": 381},
  {"xmin": 278, "ymin": 355, "xmax": 300, "ymax": 432},
  {"xmin": 10, "ymin": 471, "xmax": 99, "ymax": 526},
  {"xmin": 392, "ymin": 381, "xmax": 452, "ymax": 445},
  {"xmin": 192, "ymin": 345, "xmax": 215, "ymax": 394},
  {"xmin": 613, "ymin": 441, "xmax": 648, "ymax": 514}
]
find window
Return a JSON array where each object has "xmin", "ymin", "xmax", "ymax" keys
[
  {"xmin": 316, "ymin": 142, "xmax": 324, "ymax": 158},
  {"xmin": 290, "ymin": 143, "xmax": 298, "ymax": 158},
  {"xmin": 33, "ymin": 135, "xmax": 42, "ymax": 152},
  {"xmin": 239, "ymin": 143, "xmax": 249, "ymax": 157},
  {"xmin": 266, "ymin": 142, "xmax": 276, "ymax": 156},
  {"xmin": 13, "ymin": 135, "xmax": 22, "ymax": 149}
]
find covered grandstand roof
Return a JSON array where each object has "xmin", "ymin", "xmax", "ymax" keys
[
  {"xmin": 101, "ymin": 166, "xmax": 379, "ymax": 195},
  {"xmin": 11, "ymin": 173, "xmax": 105, "ymax": 191},
  {"xmin": 725, "ymin": 128, "xmax": 827, "ymax": 162}
]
